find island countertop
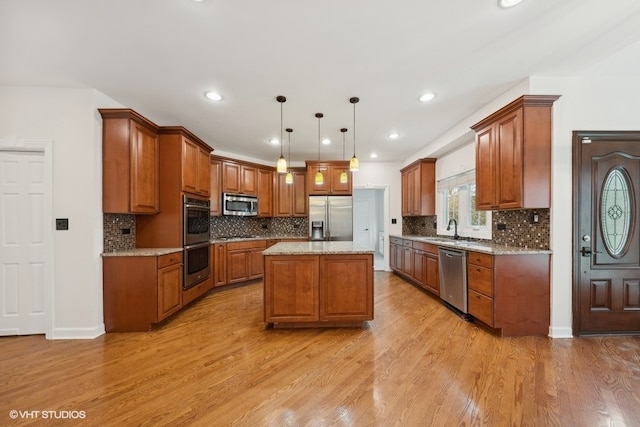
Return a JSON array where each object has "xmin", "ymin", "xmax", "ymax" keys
[{"xmin": 263, "ymin": 241, "xmax": 375, "ymax": 256}]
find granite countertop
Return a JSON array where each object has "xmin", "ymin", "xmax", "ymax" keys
[
  {"xmin": 263, "ymin": 241, "xmax": 375, "ymax": 256},
  {"xmin": 101, "ymin": 247, "xmax": 183, "ymax": 257},
  {"xmin": 210, "ymin": 235, "xmax": 308, "ymax": 243},
  {"xmin": 391, "ymin": 235, "xmax": 552, "ymax": 255}
]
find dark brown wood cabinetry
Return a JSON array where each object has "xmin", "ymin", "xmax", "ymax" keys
[
  {"xmin": 180, "ymin": 135, "xmax": 211, "ymax": 197},
  {"xmin": 210, "ymin": 159, "xmax": 222, "ymax": 215},
  {"xmin": 400, "ymin": 158, "xmax": 436, "ymax": 216},
  {"xmin": 390, "ymin": 237, "xmax": 439, "ymax": 296},
  {"xmin": 222, "ymin": 160, "xmax": 258, "ymax": 195},
  {"xmin": 306, "ymin": 160, "xmax": 352, "ymax": 195},
  {"xmin": 275, "ymin": 168, "xmax": 307, "ymax": 217},
  {"xmin": 103, "ymin": 252, "xmax": 183, "ymax": 332},
  {"xmin": 257, "ymin": 168, "xmax": 274, "ymax": 217},
  {"xmin": 264, "ymin": 253, "xmax": 373, "ymax": 324},
  {"xmin": 467, "ymin": 250, "xmax": 550, "ymax": 336},
  {"xmin": 211, "ymin": 242, "xmax": 227, "ymax": 287},
  {"xmin": 226, "ymin": 240, "xmax": 267, "ymax": 284},
  {"xmin": 471, "ymin": 95, "xmax": 560, "ymax": 210},
  {"xmin": 100, "ymin": 108, "xmax": 160, "ymax": 214}
]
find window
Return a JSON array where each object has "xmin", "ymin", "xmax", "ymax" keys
[{"xmin": 437, "ymin": 171, "xmax": 491, "ymax": 240}]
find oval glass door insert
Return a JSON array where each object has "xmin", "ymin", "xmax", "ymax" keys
[{"xmin": 600, "ymin": 167, "xmax": 633, "ymax": 257}]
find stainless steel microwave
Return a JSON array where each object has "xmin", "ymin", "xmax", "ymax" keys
[{"xmin": 222, "ymin": 193, "xmax": 258, "ymax": 216}]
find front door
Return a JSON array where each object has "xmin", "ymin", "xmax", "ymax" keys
[{"xmin": 573, "ymin": 131, "xmax": 640, "ymax": 335}]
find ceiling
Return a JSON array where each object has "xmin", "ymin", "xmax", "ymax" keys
[{"xmin": 2, "ymin": 0, "xmax": 640, "ymax": 166}]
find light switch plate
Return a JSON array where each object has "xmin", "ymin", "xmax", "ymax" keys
[{"xmin": 56, "ymin": 218, "xmax": 69, "ymax": 230}]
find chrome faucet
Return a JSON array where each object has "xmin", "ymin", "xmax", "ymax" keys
[{"xmin": 447, "ymin": 219, "xmax": 460, "ymax": 240}]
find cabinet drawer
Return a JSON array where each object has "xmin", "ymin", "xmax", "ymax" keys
[
  {"xmin": 412, "ymin": 241, "xmax": 438, "ymax": 255},
  {"xmin": 467, "ymin": 264, "xmax": 493, "ymax": 297},
  {"xmin": 390, "ymin": 237, "xmax": 403, "ymax": 245},
  {"xmin": 403, "ymin": 240, "xmax": 413, "ymax": 247},
  {"xmin": 158, "ymin": 252, "xmax": 182, "ymax": 269},
  {"xmin": 468, "ymin": 251, "xmax": 492, "ymax": 268},
  {"xmin": 227, "ymin": 240, "xmax": 267, "ymax": 251},
  {"xmin": 468, "ymin": 289, "xmax": 494, "ymax": 326}
]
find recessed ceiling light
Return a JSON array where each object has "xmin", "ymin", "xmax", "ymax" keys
[
  {"xmin": 419, "ymin": 92, "xmax": 435, "ymax": 102},
  {"xmin": 204, "ymin": 91, "xmax": 222, "ymax": 101},
  {"xmin": 269, "ymin": 138, "xmax": 280, "ymax": 145},
  {"xmin": 388, "ymin": 132, "xmax": 400, "ymax": 139},
  {"xmin": 370, "ymin": 152, "xmax": 378, "ymax": 159},
  {"xmin": 498, "ymin": 0, "xmax": 524, "ymax": 8},
  {"xmin": 322, "ymin": 138, "xmax": 331, "ymax": 145}
]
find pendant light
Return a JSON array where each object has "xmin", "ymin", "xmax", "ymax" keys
[
  {"xmin": 340, "ymin": 127, "xmax": 349, "ymax": 184},
  {"xmin": 349, "ymin": 97, "xmax": 360, "ymax": 172},
  {"xmin": 314, "ymin": 113, "xmax": 324, "ymax": 185},
  {"xmin": 285, "ymin": 128, "xmax": 294, "ymax": 184},
  {"xmin": 276, "ymin": 95, "xmax": 287, "ymax": 173}
]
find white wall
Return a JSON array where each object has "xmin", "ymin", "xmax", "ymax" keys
[{"xmin": 0, "ymin": 86, "xmax": 121, "ymax": 338}]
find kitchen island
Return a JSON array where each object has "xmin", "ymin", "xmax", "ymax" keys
[{"xmin": 263, "ymin": 241, "xmax": 374, "ymax": 327}]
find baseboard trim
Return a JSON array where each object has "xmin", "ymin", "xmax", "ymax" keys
[
  {"xmin": 49, "ymin": 324, "xmax": 106, "ymax": 340},
  {"xmin": 549, "ymin": 326, "xmax": 573, "ymax": 338}
]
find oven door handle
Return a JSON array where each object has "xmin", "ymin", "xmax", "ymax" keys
[
  {"xmin": 184, "ymin": 242, "xmax": 210, "ymax": 250},
  {"xmin": 184, "ymin": 204, "xmax": 210, "ymax": 211}
]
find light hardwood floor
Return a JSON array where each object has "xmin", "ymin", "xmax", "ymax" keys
[{"xmin": 2, "ymin": 272, "xmax": 640, "ymax": 426}]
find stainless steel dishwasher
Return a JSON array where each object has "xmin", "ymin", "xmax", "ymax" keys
[{"xmin": 438, "ymin": 247, "xmax": 469, "ymax": 316}]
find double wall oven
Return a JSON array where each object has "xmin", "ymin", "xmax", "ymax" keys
[{"xmin": 183, "ymin": 195, "xmax": 211, "ymax": 289}]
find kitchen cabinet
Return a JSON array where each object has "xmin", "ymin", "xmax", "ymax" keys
[
  {"xmin": 100, "ymin": 108, "xmax": 160, "ymax": 214},
  {"xmin": 306, "ymin": 160, "xmax": 352, "ymax": 195},
  {"xmin": 210, "ymin": 159, "xmax": 222, "ymax": 216},
  {"xmin": 103, "ymin": 251, "xmax": 183, "ymax": 332},
  {"xmin": 257, "ymin": 168, "xmax": 274, "ymax": 217},
  {"xmin": 222, "ymin": 160, "xmax": 258, "ymax": 195},
  {"xmin": 471, "ymin": 95, "xmax": 560, "ymax": 210},
  {"xmin": 467, "ymin": 250, "xmax": 550, "ymax": 337},
  {"xmin": 412, "ymin": 241, "xmax": 439, "ymax": 295},
  {"xmin": 275, "ymin": 168, "xmax": 307, "ymax": 217},
  {"xmin": 400, "ymin": 158, "xmax": 436, "ymax": 216},
  {"xmin": 226, "ymin": 240, "xmax": 267, "ymax": 284},
  {"xmin": 136, "ymin": 126, "xmax": 213, "ymax": 248},
  {"xmin": 211, "ymin": 242, "xmax": 227, "ymax": 287},
  {"xmin": 264, "ymin": 253, "xmax": 373, "ymax": 324},
  {"xmin": 389, "ymin": 237, "xmax": 404, "ymax": 272}
]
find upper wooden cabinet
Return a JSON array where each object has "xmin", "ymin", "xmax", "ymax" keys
[
  {"xmin": 275, "ymin": 168, "xmax": 307, "ymax": 217},
  {"xmin": 209, "ymin": 159, "xmax": 222, "ymax": 216},
  {"xmin": 100, "ymin": 108, "xmax": 160, "ymax": 214},
  {"xmin": 471, "ymin": 95, "xmax": 560, "ymax": 210},
  {"xmin": 221, "ymin": 161, "xmax": 258, "ymax": 195},
  {"xmin": 306, "ymin": 160, "xmax": 352, "ymax": 195},
  {"xmin": 156, "ymin": 127, "xmax": 212, "ymax": 198},
  {"xmin": 257, "ymin": 168, "xmax": 274, "ymax": 217},
  {"xmin": 400, "ymin": 158, "xmax": 436, "ymax": 216}
]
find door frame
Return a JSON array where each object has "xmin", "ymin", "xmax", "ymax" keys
[
  {"xmin": 354, "ymin": 185, "xmax": 389, "ymax": 270},
  {"xmin": 0, "ymin": 137, "xmax": 54, "ymax": 338},
  {"xmin": 572, "ymin": 130, "xmax": 640, "ymax": 336}
]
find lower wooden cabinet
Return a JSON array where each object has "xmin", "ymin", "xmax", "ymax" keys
[
  {"xmin": 226, "ymin": 240, "xmax": 267, "ymax": 284},
  {"xmin": 264, "ymin": 254, "xmax": 373, "ymax": 324},
  {"xmin": 467, "ymin": 251, "xmax": 550, "ymax": 337},
  {"xmin": 390, "ymin": 237, "xmax": 439, "ymax": 296},
  {"xmin": 103, "ymin": 251, "xmax": 183, "ymax": 332},
  {"xmin": 211, "ymin": 242, "xmax": 227, "ymax": 287}
]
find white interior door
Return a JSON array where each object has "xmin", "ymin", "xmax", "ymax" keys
[
  {"xmin": 353, "ymin": 190, "xmax": 376, "ymax": 249},
  {"xmin": 0, "ymin": 150, "xmax": 47, "ymax": 335}
]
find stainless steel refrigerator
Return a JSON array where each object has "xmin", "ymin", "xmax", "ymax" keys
[{"xmin": 308, "ymin": 196, "xmax": 353, "ymax": 241}]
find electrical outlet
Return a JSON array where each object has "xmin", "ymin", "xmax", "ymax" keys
[
  {"xmin": 56, "ymin": 218, "xmax": 69, "ymax": 231},
  {"xmin": 121, "ymin": 228, "xmax": 131, "ymax": 235},
  {"xmin": 293, "ymin": 224, "xmax": 299, "ymax": 229},
  {"xmin": 261, "ymin": 224, "xmax": 268, "ymax": 229},
  {"xmin": 531, "ymin": 213, "xmax": 539, "ymax": 223},
  {"xmin": 391, "ymin": 218, "xmax": 397, "ymax": 224},
  {"xmin": 497, "ymin": 223, "xmax": 506, "ymax": 231}
]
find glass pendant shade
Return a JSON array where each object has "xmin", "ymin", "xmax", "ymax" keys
[
  {"xmin": 285, "ymin": 171, "xmax": 294, "ymax": 184},
  {"xmin": 276, "ymin": 155, "xmax": 287, "ymax": 173},
  {"xmin": 349, "ymin": 155, "xmax": 359, "ymax": 172},
  {"xmin": 275, "ymin": 95, "xmax": 287, "ymax": 173},
  {"xmin": 339, "ymin": 170, "xmax": 348, "ymax": 184},
  {"xmin": 285, "ymin": 127, "xmax": 293, "ymax": 184},
  {"xmin": 314, "ymin": 171, "xmax": 324, "ymax": 185},
  {"xmin": 340, "ymin": 127, "xmax": 349, "ymax": 183}
]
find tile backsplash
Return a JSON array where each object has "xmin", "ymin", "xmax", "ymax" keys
[
  {"xmin": 103, "ymin": 214, "xmax": 136, "ymax": 252},
  {"xmin": 402, "ymin": 208, "xmax": 550, "ymax": 249}
]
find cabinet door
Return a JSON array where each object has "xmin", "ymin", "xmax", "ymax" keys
[
  {"xmin": 319, "ymin": 255, "xmax": 373, "ymax": 321},
  {"xmin": 157, "ymin": 263, "xmax": 182, "ymax": 321},
  {"xmin": 197, "ymin": 147, "xmax": 211, "ymax": 197},
  {"xmin": 222, "ymin": 162, "xmax": 241, "ymax": 193},
  {"xmin": 412, "ymin": 250, "xmax": 426, "ymax": 286},
  {"xmin": 275, "ymin": 172, "xmax": 293, "ymax": 217},
  {"xmin": 241, "ymin": 166, "xmax": 258, "ymax": 195},
  {"xmin": 475, "ymin": 125, "xmax": 497, "ymax": 210},
  {"xmin": 425, "ymin": 254, "xmax": 439, "ymax": 295},
  {"xmin": 226, "ymin": 250, "xmax": 249, "ymax": 284},
  {"xmin": 257, "ymin": 168, "xmax": 274, "ymax": 217},
  {"xmin": 264, "ymin": 255, "xmax": 319, "ymax": 322},
  {"xmin": 402, "ymin": 246, "xmax": 413, "ymax": 276},
  {"xmin": 181, "ymin": 138, "xmax": 199, "ymax": 195},
  {"xmin": 248, "ymin": 248, "xmax": 264, "ymax": 279},
  {"xmin": 212, "ymin": 243, "xmax": 227, "ymax": 287},
  {"xmin": 329, "ymin": 166, "xmax": 351, "ymax": 195},
  {"xmin": 130, "ymin": 122, "xmax": 159, "ymax": 213},
  {"xmin": 495, "ymin": 109, "xmax": 523, "ymax": 209},
  {"xmin": 210, "ymin": 160, "xmax": 222, "ymax": 216},
  {"xmin": 292, "ymin": 171, "xmax": 307, "ymax": 216},
  {"xmin": 307, "ymin": 165, "xmax": 330, "ymax": 195}
]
